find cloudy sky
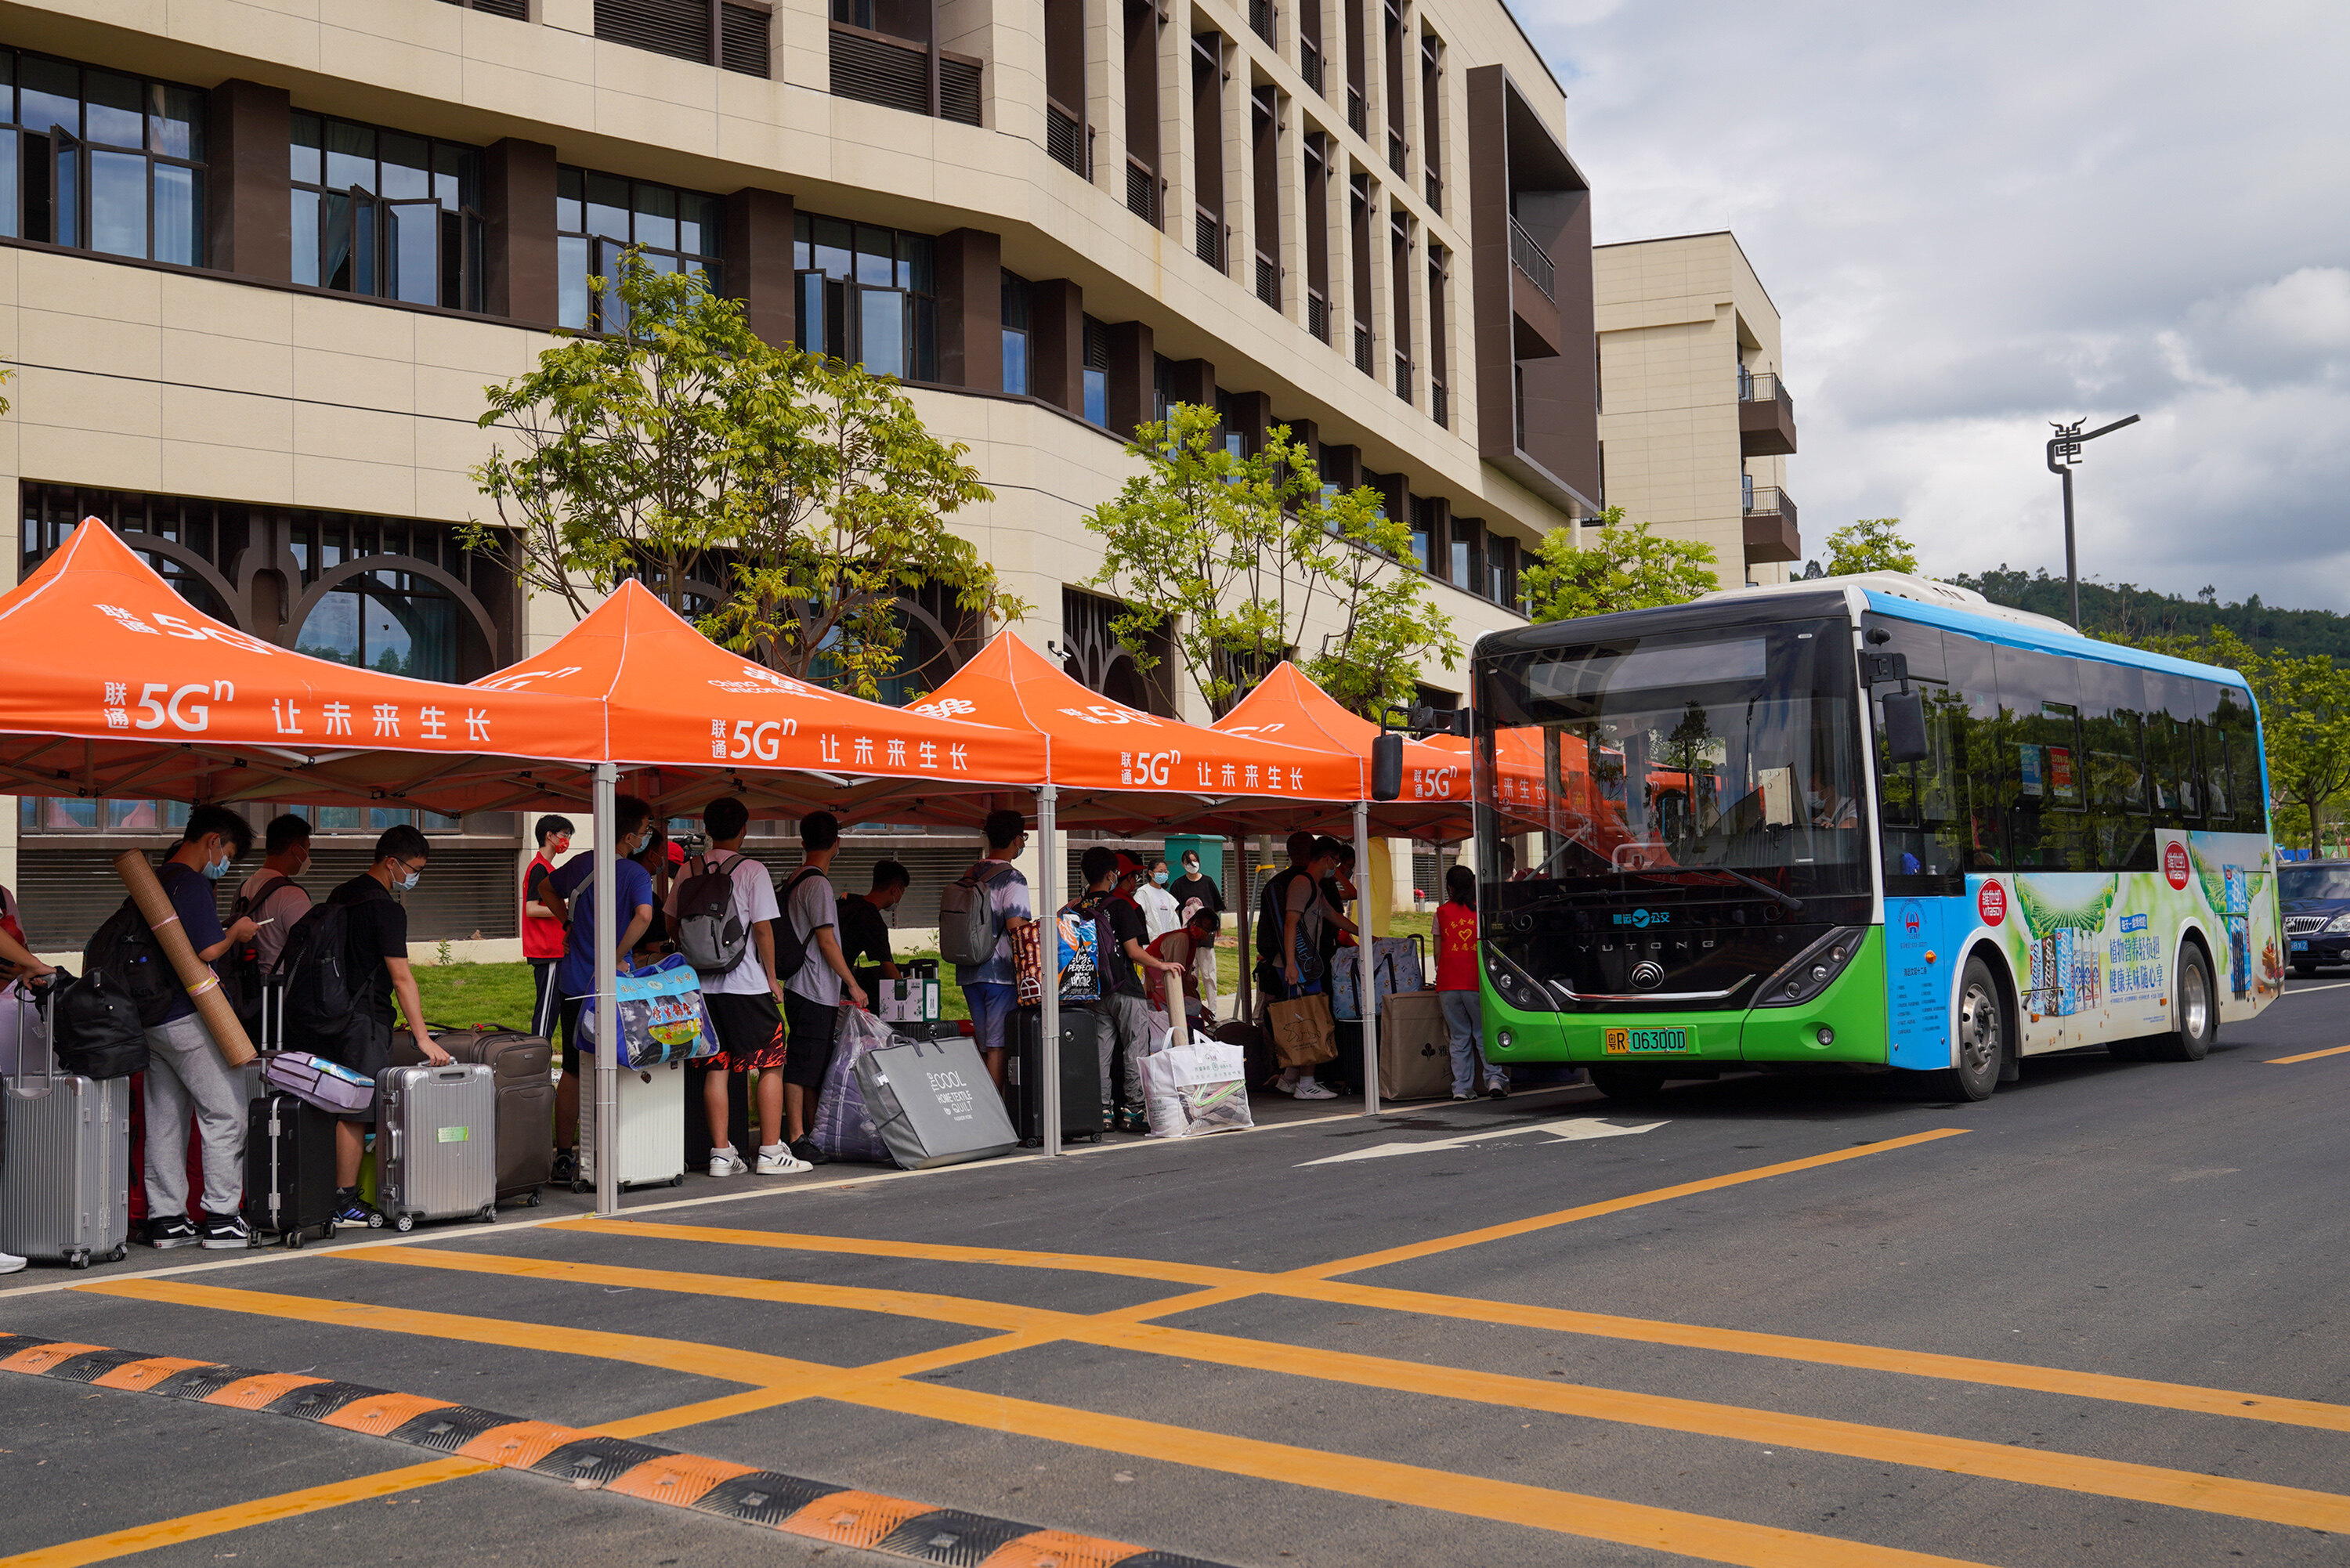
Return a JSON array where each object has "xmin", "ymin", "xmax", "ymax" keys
[{"xmin": 1519, "ymin": 0, "xmax": 2350, "ymax": 609}]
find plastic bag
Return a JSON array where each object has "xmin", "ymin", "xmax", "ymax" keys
[
  {"xmin": 1141, "ymin": 1040, "xmax": 1253, "ymax": 1138},
  {"xmin": 579, "ymin": 955, "xmax": 721, "ymax": 1068},
  {"xmin": 810, "ymin": 1005, "xmax": 895, "ymax": 1163}
]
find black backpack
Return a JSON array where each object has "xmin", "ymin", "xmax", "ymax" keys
[
  {"xmin": 672, "ymin": 853, "xmax": 750, "ymax": 976},
  {"xmin": 50, "ymin": 966, "xmax": 149, "ymax": 1080},
  {"xmin": 271, "ymin": 899, "xmax": 358, "ymax": 1042},
  {"xmin": 82, "ymin": 898, "xmax": 176, "ymax": 1028},
  {"xmin": 768, "ymin": 868, "xmax": 825, "ymax": 981}
]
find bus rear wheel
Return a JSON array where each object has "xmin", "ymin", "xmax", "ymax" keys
[
  {"xmin": 1587, "ymin": 1065, "xmax": 1668, "ymax": 1104},
  {"xmin": 2144, "ymin": 944, "xmax": 2216, "ymax": 1062},
  {"xmin": 1941, "ymin": 957, "xmax": 2004, "ymax": 1101}
]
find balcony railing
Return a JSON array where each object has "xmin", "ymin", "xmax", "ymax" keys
[
  {"xmin": 1306, "ymin": 290, "xmax": 1329, "ymax": 343},
  {"xmin": 1394, "ymin": 356, "xmax": 1413, "ymax": 403},
  {"xmin": 1509, "ymin": 215, "xmax": 1555, "ymax": 301},
  {"xmin": 1196, "ymin": 207, "xmax": 1224, "ymax": 270},
  {"xmin": 1126, "ymin": 157, "xmax": 1158, "ymax": 223},
  {"xmin": 1387, "ymin": 131, "xmax": 1407, "ymax": 175},
  {"xmin": 1425, "ymin": 169, "xmax": 1441, "ymax": 212},
  {"xmin": 1047, "ymin": 99, "xmax": 1091, "ymax": 179},
  {"xmin": 1255, "ymin": 252, "xmax": 1280, "ymax": 309},
  {"xmin": 1249, "ymin": 0, "xmax": 1274, "ymax": 44},
  {"xmin": 829, "ymin": 23, "xmax": 982, "ymax": 124},
  {"xmin": 1744, "ymin": 486, "xmax": 1795, "ymax": 518},
  {"xmin": 1737, "ymin": 368, "xmax": 1794, "ymax": 414},
  {"xmin": 1300, "ymin": 39, "xmax": 1323, "ymax": 93},
  {"xmin": 1430, "ymin": 378, "xmax": 1448, "ymax": 428},
  {"xmin": 1347, "ymin": 88, "xmax": 1367, "ymax": 135},
  {"xmin": 1354, "ymin": 322, "xmax": 1373, "ymax": 375}
]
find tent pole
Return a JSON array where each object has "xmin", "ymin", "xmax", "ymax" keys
[
  {"xmin": 1231, "ymin": 833, "xmax": 1250, "ymax": 1026},
  {"xmin": 592, "ymin": 762, "xmax": 620, "ymax": 1219},
  {"xmin": 1037, "ymin": 784, "xmax": 1061, "ymax": 1158},
  {"xmin": 1355, "ymin": 800, "xmax": 1379, "ymax": 1117}
]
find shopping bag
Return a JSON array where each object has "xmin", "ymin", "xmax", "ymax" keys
[
  {"xmin": 1266, "ymin": 988, "xmax": 1337, "ymax": 1068},
  {"xmin": 580, "ymin": 954, "xmax": 720, "ymax": 1068},
  {"xmin": 810, "ymin": 1005, "xmax": 895, "ymax": 1164},
  {"xmin": 1140, "ymin": 1039, "xmax": 1254, "ymax": 1138},
  {"xmin": 1330, "ymin": 948, "xmax": 1364, "ymax": 1021},
  {"xmin": 1010, "ymin": 909, "xmax": 1100, "ymax": 1006}
]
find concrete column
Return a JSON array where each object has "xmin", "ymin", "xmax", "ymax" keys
[
  {"xmin": 722, "ymin": 186, "xmax": 796, "ymax": 349},
  {"xmin": 484, "ymin": 137, "xmax": 560, "ymax": 324},
  {"xmin": 205, "ymin": 80, "xmax": 292, "ymax": 280},
  {"xmin": 936, "ymin": 227, "xmax": 1004, "ymax": 390},
  {"xmin": 1030, "ymin": 277, "xmax": 1085, "ymax": 412},
  {"xmin": 1105, "ymin": 318, "xmax": 1155, "ymax": 437}
]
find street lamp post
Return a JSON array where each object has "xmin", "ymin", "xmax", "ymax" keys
[{"xmin": 2046, "ymin": 414, "xmax": 2141, "ymax": 629}]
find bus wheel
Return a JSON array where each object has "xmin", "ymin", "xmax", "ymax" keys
[
  {"xmin": 1588, "ymin": 1065, "xmax": 1668, "ymax": 1104},
  {"xmin": 2146, "ymin": 945, "xmax": 2216, "ymax": 1061},
  {"xmin": 1943, "ymin": 957, "xmax": 2004, "ymax": 1101}
]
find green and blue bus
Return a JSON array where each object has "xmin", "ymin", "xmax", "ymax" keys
[{"xmin": 1471, "ymin": 574, "xmax": 2281, "ymax": 1101}]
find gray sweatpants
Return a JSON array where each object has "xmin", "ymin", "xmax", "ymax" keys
[
  {"xmin": 1100, "ymin": 992, "xmax": 1157, "ymax": 1114},
  {"xmin": 142, "ymin": 1013, "xmax": 246, "ymax": 1221}
]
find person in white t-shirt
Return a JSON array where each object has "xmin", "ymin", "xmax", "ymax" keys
[
  {"xmin": 666, "ymin": 797, "xmax": 809, "ymax": 1178},
  {"xmin": 1135, "ymin": 856, "xmax": 1181, "ymax": 942}
]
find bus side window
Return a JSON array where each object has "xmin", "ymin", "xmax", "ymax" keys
[
  {"xmin": 1876, "ymin": 681, "xmax": 1961, "ymax": 893},
  {"xmin": 2144, "ymin": 672, "xmax": 2204, "ymax": 826},
  {"xmin": 2197, "ymin": 721, "xmax": 2230, "ymax": 826},
  {"xmin": 1943, "ymin": 628, "xmax": 2008, "ymax": 872},
  {"xmin": 1995, "ymin": 645, "xmax": 2087, "ymax": 871},
  {"xmin": 2079, "ymin": 659, "xmax": 2153, "ymax": 873},
  {"xmin": 2216, "ymin": 688, "xmax": 2264, "ymax": 833}
]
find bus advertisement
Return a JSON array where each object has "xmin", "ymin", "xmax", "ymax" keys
[{"xmin": 1470, "ymin": 574, "xmax": 2280, "ymax": 1102}]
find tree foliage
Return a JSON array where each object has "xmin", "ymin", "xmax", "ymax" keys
[
  {"xmin": 1820, "ymin": 516, "xmax": 1918, "ymax": 576},
  {"xmin": 466, "ymin": 254, "xmax": 1019, "ymax": 699},
  {"xmin": 1083, "ymin": 403, "xmax": 1460, "ymax": 718},
  {"xmin": 1961, "ymin": 565, "xmax": 2350, "ymax": 665},
  {"xmin": 1520, "ymin": 507, "xmax": 1719, "ymax": 623}
]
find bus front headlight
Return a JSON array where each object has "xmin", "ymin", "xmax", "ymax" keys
[
  {"xmin": 1756, "ymin": 927, "xmax": 1869, "ymax": 1008},
  {"xmin": 1484, "ymin": 946, "xmax": 1558, "ymax": 1013}
]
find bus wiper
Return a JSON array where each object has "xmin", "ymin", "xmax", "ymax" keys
[{"xmin": 1694, "ymin": 865, "xmax": 1804, "ymax": 914}]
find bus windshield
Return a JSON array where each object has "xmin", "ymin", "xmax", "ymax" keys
[{"xmin": 1476, "ymin": 616, "xmax": 1869, "ymax": 911}]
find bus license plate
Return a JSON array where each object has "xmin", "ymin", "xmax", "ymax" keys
[{"xmin": 1604, "ymin": 1027, "xmax": 1692, "ymax": 1055}]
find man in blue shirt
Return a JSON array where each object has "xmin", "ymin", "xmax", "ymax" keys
[
  {"xmin": 143, "ymin": 807, "xmax": 261, "ymax": 1251},
  {"xmin": 541, "ymin": 794, "xmax": 657, "ymax": 1186}
]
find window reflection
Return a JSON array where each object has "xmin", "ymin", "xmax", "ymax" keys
[{"xmin": 0, "ymin": 50, "xmax": 204, "ymax": 264}]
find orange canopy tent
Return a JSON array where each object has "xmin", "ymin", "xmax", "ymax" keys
[
  {"xmin": 907, "ymin": 632, "xmax": 1365, "ymax": 830},
  {"xmin": 465, "ymin": 579, "xmax": 1048, "ymax": 822},
  {"xmin": 1213, "ymin": 660, "xmax": 1474, "ymax": 839},
  {"xmin": 0, "ymin": 521, "xmax": 599, "ymax": 814}
]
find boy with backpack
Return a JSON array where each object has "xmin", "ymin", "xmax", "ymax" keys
[
  {"xmin": 666, "ymin": 796, "xmax": 803, "ymax": 1177},
  {"xmin": 778, "ymin": 811, "xmax": 863, "ymax": 1165},
  {"xmin": 540, "ymin": 796, "xmax": 658, "ymax": 1185},
  {"xmin": 942, "ymin": 808, "xmax": 1034, "ymax": 1090},
  {"xmin": 139, "ymin": 807, "xmax": 263, "ymax": 1249},
  {"xmin": 229, "ymin": 814, "xmax": 313, "ymax": 1041}
]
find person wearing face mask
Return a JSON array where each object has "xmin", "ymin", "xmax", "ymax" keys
[
  {"xmin": 137, "ymin": 806, "xmax": 264, "ymax": 1250},
  {"xmin": 320, "ymin": 824, "xmax": 450, "ymax": 1226},
  {"xmin": 226, "ymin": 814, "xmax": 314, "ymax": 1042},
  {"xmin": 1167, "ymin": 849, "xmax": 1224, "ymax": 918},
  {"xmin": 544, "ymin": 796, "xmax": 659, "ymax": 1186},
  {"xmin": 1135, "ymin": 856, "xmax": 1180, "ymax": 942},
  {"xmin": 522, "ymin": 815, "xmax": 576, "ymax": 1041}
]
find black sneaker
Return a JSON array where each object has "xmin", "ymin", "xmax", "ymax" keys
[
  {"xmin": 787, "ymin": 1136, "xmax": 830, "ymax": 1167},
  {"xmin": 146, "ymin": 1215, "xmax": 200, "ymax": 1250},
  {"xmin": 334, "ymin": 1190, "xmax": 385, "ymax": 1229},
  {"xmin": 200, "ymin": 1212, "xmax": 255, "ymax": 1251},
  {"xmin": 549, "ymin": 1149, "xmax": 578, "ymax": 1187}
]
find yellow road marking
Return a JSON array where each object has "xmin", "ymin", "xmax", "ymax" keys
[
  {"xmin": 2265, "ymin": 1042, "xmax": 2350, "ymax": 1064},
  {"xmin": 371, "ymin": 1245, "xmax": 2350, "ymax": 1535},
  {"xmin": 60, "ymin": 1277, "xmax": 2001, "ymax": 1568}
]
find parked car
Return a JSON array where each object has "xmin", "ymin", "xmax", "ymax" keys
[{"xmin": 2280, "ymin": 860, "xmax": 2350, "ymax": 975}]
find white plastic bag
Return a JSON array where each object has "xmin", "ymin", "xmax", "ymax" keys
[{"xmin": 1141, "ymin": 1040, "xmax": 1253, "ymax": 1138}]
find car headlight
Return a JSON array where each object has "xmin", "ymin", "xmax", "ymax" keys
[
  {"xmin": 1484, "ymin": 945, "xmax": 1559, "ymax": 1013},
  {"xmin": 2326, "ymin": 913, "xmax": 2350, "ymax": 934},
  {"xmin": 1755, "ymin": 927, "xmax": 1868, "ymax": 1008}
]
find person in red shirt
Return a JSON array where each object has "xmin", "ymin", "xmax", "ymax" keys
[
  {"xmin": 1436, "ymin": 863, "xmax": 1506, "ymax": 1100},
  {"xmin": 522, "ymin": 815, "xmax": 575, "ymax": 1040}
]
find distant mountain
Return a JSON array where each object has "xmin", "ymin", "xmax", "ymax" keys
[{"xmin": 1953, "ymin": 567, "xmax": 2350, "ymax": 663}]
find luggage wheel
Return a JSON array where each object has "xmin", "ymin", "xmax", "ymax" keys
[
  {"xmin": 523, "ymin": 1193, "xmax": 542, "ymax": 1208},
  {"xmin": 66, "ymin": 1251, "xmax": 89, "ymax": 1270},
  {"xmin": 107, "ymin": 1245, "xmax": 127, "ymax": 1263},
  {"xmin": 668, "ymin": 1174, "xmax": 684, "ymax": 1187},
  {"xmin": 477, "ymin": 1205, "xmax": 497, "ymax": 1223},
  {"xmin": 284, "ymin": 1230, "xmax": 306, "ymax": 1250},
  {"xmin": 1019, "ymin": 1136, "xmax": 1041, "ymax": 1148},
  {"xmin": 365, "ymin": 1210, "xmax": 386, "ymax": 1229},
  {"xmin": 324, "ymin": 1222, "xmax": 339, "ymax": 1240},
  {"xmin": 392, "ymin": 1213, "xmax": 416, "ymax": 1234}
]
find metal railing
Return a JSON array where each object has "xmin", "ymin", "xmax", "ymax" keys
[
  {"xmin": 1347, "ymin": 88, "xmax": 1367, "ymax": 135},
  {"xmin": 1430, "ymin": 379, "xmax": 1448, "ymax": 428},
  {"xmin": 1425, "ymin": 169, "xmax": 1441, "ymax": 212},
  {"xmin": 1255, "ymin": 253, "xmax": 1279, "ymax": 309},
  {"xmin": 1195, "ymin": 207, "xmax": 1224, "ymax": 269},
  {"xmin": 1307, "ymin": 290, "xmax": 1329, "ymax": 343},
  {"xmin": 1126, "ymin": 157, "xmax": 1158, "ymax": 223},
  {"xmin": 1743, "ymin": 486, "xmax": 1794, "ymax": 517},
  {"xmin": 1387, "ymin": 130, "xmax": 1407, "ymax": 175},
  {"xmin": 1394, "ymin": 355, "xmax": 1413, "ymax": 403},
  {"xmin": 1353, "ymin": 322, "xmax": 1373, "ymax": 375},
  {"xmin": 1249, "ymin": 0, "xmax": 1274, "ymax": 43},
  {"xmin": 1509, "ymin": 215, "xmax": 1555, "ymax": 301},
  {"xmin": 1737, "ymin": 368, "xmax": 1794, "ymax": 414},
  {"xmin": 1300, "ymin": 39, "xmax": 1323, "ymax": 93}
]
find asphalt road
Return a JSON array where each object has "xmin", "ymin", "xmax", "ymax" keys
[{"xmin": 5, "ymin": 978, "xmax": 2348, "ymax": 1568}]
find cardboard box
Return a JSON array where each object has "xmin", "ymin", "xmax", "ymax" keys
[{"xmin": 877, "ymin": 977, "xmax": 940, "ymax": 1023}]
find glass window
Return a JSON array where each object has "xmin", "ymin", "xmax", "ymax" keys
[
  {"xmin": 1083, "ymin": 315, "xmax": 1108, "ymax": 426},
  {"xmin": 0, "ymin": 50, "xmax": 204, "ymax": 263},
  {"xmin": 1001, "ymin": 270, "xmax": 1031, "ymax": 396},
  {"xmin": 790, "ymin": 210, "xmax": 937, "ymax": 380},
  {"xmin": 559, "ymin": 165, "xmax": 723, "ymax": 331},
  {"xmin": 2144, "ymin": 671, "xmax": 2210, "ymax": 826},
  {"xmin": 2216, "ymin": 685, "xmax": 2265, "ymax": 833},
  {"xmin": 2077, "ymin": 659, "xmax": 2153, "ymax": 872},
  {"xmin": 293, "ymin": 112, "xmax": 481, "ymax": 309},
  {"xmin": 1995, "ymin": 647, "xmax": 2088, "ymax": 870}
]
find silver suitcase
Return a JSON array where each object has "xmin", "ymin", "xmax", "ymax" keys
[
  {"xmin": 374, "ymin": 1062, "xmax": 497, "ymax": 1233},
  {"xmin": 0, "ymin": 991, "xmax": 130, "ymax": 1267}
]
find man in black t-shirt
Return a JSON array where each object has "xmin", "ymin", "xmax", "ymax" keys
[
  {"xmin": 322, "ymin": 825, "xmax": 449, "ymax": 1225},
  {"xmin": 1079, "ymin": 846, "xmax": 1184, "ymax": 1133},
  {"xmin": 837, "ymin": 859, "xmax": 909, "ymax": 994}
]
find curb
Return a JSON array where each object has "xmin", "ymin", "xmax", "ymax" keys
[{"xmin": 0, "ymin": 1332, "xmax": 1229, "ymax": 1568}]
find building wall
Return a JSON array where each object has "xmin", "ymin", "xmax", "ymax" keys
[{"xmin": 1594, "ymin": 230, "xmax": 1793, "ymax": 590}]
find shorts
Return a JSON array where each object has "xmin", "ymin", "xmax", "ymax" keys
[
  {"xmin": 964, "ymin": 980, "xmax": 1018, "ymax": 1056},
  {"xmin": 320, "ymin": 1010, "xmax": 396, "ymax": 1125},
  {"xmin": 705, "ymin": 991, "xmax": 788, "ymax": 1072},
  {"xmin": 780, "ymin": 988, "xmax": 841, "ymax": 1089}
]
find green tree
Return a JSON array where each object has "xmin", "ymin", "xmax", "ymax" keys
[
  {"xmin": 467, "ymin": 254, "xmax": 1018, "ymax": 699},
  {"xmin": 1520, "ymin": 507, "xmax": 1718, "ymax": 622},
  {"xmin": 1084, "ymin": 403, "xmax": 1459, "ymax": 717},
  {"xmin": 1821, "ymin": 516, "xmax": 1919, "ymax": 576}
]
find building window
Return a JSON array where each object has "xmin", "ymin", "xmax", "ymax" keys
[
  {"xmin": 595, "ymin": 0, "xmax": 772, "ymax": 77},
  {"xmin": 1152, "ymin": 353, "xmax": 1175, "ymax": 425},
  {"xmin": 1001, "ymin": 269, "xmax": 1032, "ymax": 396},
  {"xmin": 291, "ymin": 114, "xmax": 482, "ymax": 311},
  {"xmin": 794, "ymin": 211, "xmax": 938, "ymax": 381},
  {"xmin": 557, "ymin": 167, "xmax": 724, "ymax": 332},
  {"xmin": 1083, "ymin": 315, "xmax": 1109, "ymax": 426},
  {"xmin": 0, "ymin": 51, "xmax": 204, "ymax": 265}
]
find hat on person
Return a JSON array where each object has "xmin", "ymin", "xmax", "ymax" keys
[{"xmin": 1113, "ymin": 851, "xmax": 1148, "ymax": 883}]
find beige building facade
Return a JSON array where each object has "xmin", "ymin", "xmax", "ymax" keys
[
  {"xmin": 1594, "ymin": 229, "xmax": 1797, "ymax": 590},
  {"xmin": 0, "ymin": 0, "xmax": 1599, "ymax": 947}
]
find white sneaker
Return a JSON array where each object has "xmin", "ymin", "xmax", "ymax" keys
[
  {"xmin": 1292, "ymin": 1079, "xmax": 1337, "ymax": 1100},
  {"xmin": 1272, "ymin": 1078, "xmax": 1298, "ymax": 1096},
  {"xmin": 708, "ymin": 1145, "xmax": 747, "ymax": 1179},
  {"xmin": 755, "ymin": 1146, "xmax": 812, "ymax": 1175},
  {"xmin": 0, "ymin": 1250, "xmax": 24, "ymax": 1275}
]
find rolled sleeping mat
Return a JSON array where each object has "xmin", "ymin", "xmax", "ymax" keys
[{"xmin": 112, "ymin": 848, "xmax": 255, "ymax": 1068}]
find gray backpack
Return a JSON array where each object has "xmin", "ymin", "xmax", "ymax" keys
[
  {"xmin": 938, "ymin": 860, "xmax": 1016, "ymax": 967},
  {"xmin": 672, "ymin": 852, "xmax": 750, "ymax": 976}
]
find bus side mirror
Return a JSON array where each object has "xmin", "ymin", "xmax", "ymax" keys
[
  {"xmin": 1372, "ymin": 732, "xmax": 1404, "ymax": 800},
  {"xmin": 1883, "ymin": 690, "xmax": 1930, "ymax": 764},
  {"xmin": 1450, "ymin": 708, "xmax": 1472, "ymax": 737}
]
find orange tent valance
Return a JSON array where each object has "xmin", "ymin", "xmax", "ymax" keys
[{"xmin": 1213, "ymin": 660, "xmax": 1475, "ymax": 839}]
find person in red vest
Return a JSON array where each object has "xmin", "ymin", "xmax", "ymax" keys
[{"xmin": 522, "ymin": 815, "xmax": 575, "ymax": 1040}]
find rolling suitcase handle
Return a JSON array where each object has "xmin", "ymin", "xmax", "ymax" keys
[{"xmin": 10, "ymin": 978, "xmax": 57, "ymax": 1097}]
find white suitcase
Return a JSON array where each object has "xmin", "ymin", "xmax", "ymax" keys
[{"xmin": 573, "ymin": 1059, "xmax": 685, "ymax": 1191}]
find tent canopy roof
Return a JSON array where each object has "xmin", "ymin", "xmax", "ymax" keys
[{"xmin": 1214, "ymin": 661, "xmax": 1471, "ymax": 838}]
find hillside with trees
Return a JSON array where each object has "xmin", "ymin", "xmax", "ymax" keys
[{"xmin": 1954, "ymin": 568, "xmax": 2350, "ymax": 664}]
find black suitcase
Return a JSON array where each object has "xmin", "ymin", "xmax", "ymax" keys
[
  {"xmin": 243, "ymin": 1091, "xmax": 338, "ymax": 1248},
  {"xmin": 1005, "ymin": 1006, "xmax": 1106, "ymax": 1147}
]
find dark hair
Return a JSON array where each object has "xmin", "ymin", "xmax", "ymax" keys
[
  {"xmin": 374, "ymin": 823, "xmax": 431, "ymax": 865},
  {"xmin": 1149, "ymin": 858, "xmax": 1168, "ymax": 875},
  {"xmin": 1445, "ymin": 863, "xmax": 1476, "ymax": 905},
  {"xmin": 870, "ymin": 859, "xmax": 911, "ymax": 893},
  {"xmin": 183, "ymin": 805, "xmax": 253, "ymax": 858},
  {"xmin": 800, "ymin": 811, "xmax": 840, "ymax": 851},
  {"xmin": 615, "ymin": 794, "xmax": 654, "ymax": 839},
  {"xmin": 1311, "ymin": 835, "xmax": 1344, "ymax": 865},
  {"xmin": 634, "ymin": 830, "xmax": 667, "ymax": 868},
  {"xmin": 1285, "ymin": 830, "xmax": 1316, "ymax": 862},
  {"xmin": 534, "ymin": 814, "xmax": 575, "ymax": 847},
  {"xmin": 1080, "ymin": 844, "xmax": 1120, "ymax": 885},
  {"xmin": 1188, "ymin": 906, "xmax": 1222, "ymax": 934},
  {"xmin": 984, "ymin": 808, "xmax": 1026, "ymax": 853},
  {"xmin": 703, "ymin": 796, "xmax": 750, "ymax": 843},
  {"xmin": 263, "ymin": 813, "xmax": 313, "ymax": 855}
]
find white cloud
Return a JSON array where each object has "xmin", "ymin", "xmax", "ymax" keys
[{"xmin": 1520, "ymin": 0, "xmax": 2350, "ymax": 605}]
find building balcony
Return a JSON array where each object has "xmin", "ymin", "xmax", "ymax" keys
[
  {"xmin": 1508, "ymin": 214, "xmax": 1561, "ymax": 358},
  {"xmin": 1737, "ymin": 370, "xmax": 1798, "ymax": 457},
  {"xmin": 1741, "ymin": 486, "xmax": 1800, "ymax": 563}
]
